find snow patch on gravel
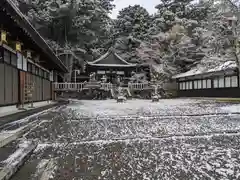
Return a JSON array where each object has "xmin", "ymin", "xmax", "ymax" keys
[
  {"xmin": 66, "ymin": 99, "xmax": 201, "ymax": 117},
  {"xmin": 2, "ymin": 141, "xmax": 33, "ymax": 166},
  {"xmin": 221, "ymin": 104, "xmax": 240, "ymax": 113}
]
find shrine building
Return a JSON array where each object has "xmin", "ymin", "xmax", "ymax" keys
[
  {"xmin": 84, "ymin": 49, "xmax": 151, "ymax": 84},
  {"xmin": 172, "ymin": 61, "xmax": 239, "ymax": 97},
  {"xmin": 0, "ymin": 0, "xmax": 67, "ymax": 107}
]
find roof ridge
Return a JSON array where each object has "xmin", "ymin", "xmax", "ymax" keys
[
  {"xmin": 90, "ymin": 49, "xmax": 135, "ymax": 66},
  {"xmin": 114, "ymin": 52, "xmax": 134, "ymax": 65},
  {"xmin": 90, "ymin": 51, "xmax": 111, "ymax": 64}
]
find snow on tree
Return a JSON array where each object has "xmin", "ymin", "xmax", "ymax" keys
[
  {"xmin": 136, "ymin": 0, "xmax": 211, "ymax": 80},
  {"xmin": 13, "ymin": 0, "xmax": 240, "ymax": 81},
  {"xmin": 114, "ymin": 5, "xmax": 150, "ymax": 38},
  {"xmin": 214, "ymin": 0, "xmax": 240, "ymax": 68},
  {"xmin": 15, "ymin": 0, "xmax": 114, "ymax": 57},
  {"xmin": 112, "ymin": 5, "xmax": 151, "ymax": 63},
  {"xmin": 194, "ymin": 0, "xmax": 240, "ymax": 71}
]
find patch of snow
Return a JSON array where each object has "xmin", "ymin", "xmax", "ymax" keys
[
  {"xmin": 172, "ymin": 68, "xmax": 203, "ymax": 79},
  {"xmin": 152, "ymin": 64, "xmax": 164, "ymax": 74},
  {"xmin": 208, "ymin": 61, "xmax": 237, "ymax": 73},
  {"xmin": 172, "ymin": 61, "xmax": 236, "ymax": 79},
  {"xmin": 2, "ymin": 140, "xmax": 33, "ymax": 166},
  {"xmin": 36, "ymin": 159, "xmax": 49, "ymax": 170},
  {"xmin": 117, "ymin": 96, "xmax": 126, "ymax": 100},
  {"xmin": 34, "ymin": 143, "xmax": 63, "ymax": 152},
  {"xmin": 7, "ymin": 106, "xmax": 55, "ymax": 125},
  {"xmin": 0, "ymin": 132, "xmax": 15, "ymax": 142},
  {"xmin": 39, "ymin": 159, "xmax": 58, "ymax": 180},
  {"xmin": 221, "ymin": 104, "xmax": 240, "ymax": 113},
  {"xmin": 66, "ymin": 99, "xmax": 200, "ymax": 118},
  {"xmin": 0, "ymin": 125, "xmax": 27, "ymax": 134}
]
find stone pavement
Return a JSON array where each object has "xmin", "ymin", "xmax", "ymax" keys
[{"xmin": 0, "ymin": 100, "xmax": 68, "ymax": 127}]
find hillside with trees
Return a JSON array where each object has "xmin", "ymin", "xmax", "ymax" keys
[{"xmin": 14, "ymin": 0, "xmax": 240, "ymax": 82}]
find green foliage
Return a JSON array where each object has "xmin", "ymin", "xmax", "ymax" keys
[
  {"xmin": 17, "ymin": 0, "xmax": 114, "ymax": 54},
  {"xmin": 15, "ymin": 0, "xmax": 240, "ymax": 81}
]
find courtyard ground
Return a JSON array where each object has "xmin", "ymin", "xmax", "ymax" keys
[{"xmin": 3, "ymin": 98, "xmax": 240, "ymax": 180}]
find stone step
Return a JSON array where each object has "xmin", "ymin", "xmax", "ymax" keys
[
  {"xmin": 0, "ymin": 141, "xmax": 18, "ymax": 164},
  {"xmin": 0, "ymin": 127, "xmax": 26, "ymax": 148},
  {"xmin": 0, "ymin": 141, "xmax": 37, "ymax": 180},
  {"xmin": 0, "ymin": 120, "xmax": 39, "ymax": 148}
]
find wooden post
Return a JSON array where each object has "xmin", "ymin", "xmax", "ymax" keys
[
  {"xmin": 19, "ymin": 71, "xmax": 25, "ymax": 109},
  {"xmin": 29, "ymin": 82, "xmax": 34, "ymax": 108},
  {"xmin": 51, "ymin": 82, "xmax": 55, "ymax": 101}
]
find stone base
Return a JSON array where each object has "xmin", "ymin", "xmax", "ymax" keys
[
  {"xmin": 152, "ymin": 98, "xmax": 159, "ymax": 102},
  {"xmin": 152, "ymin": 95, "xmax": 160, "ymax": 102},
  {"xmin": 117, "ymin": 96, "xmax": 127, "ymax": 103}
]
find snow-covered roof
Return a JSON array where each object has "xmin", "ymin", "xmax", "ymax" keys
[
  {"xmin": 2, "ymin": 0, "xmax": 68, "ymax": 73},
  {"xmin": 88, "ymin": 50, "xmax": 136, "ymax": 67},
  {"xmin": 172, "ymin": 61, "xmax": 237, "ymax": 79},
  {"xmin": 88, "ymin": 63, "xmax": 137, "ymax": 67}
]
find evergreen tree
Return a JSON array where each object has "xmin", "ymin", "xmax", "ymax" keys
[
  {"xmin": 112, "ymin": 5, "xmax": 151, "ymax": 63},
  {"xmin": 14, "ymin": 0, "xmax": 240, "ymax": 81},
  {"xmin": 16, "ymin": 0, "xmax": 114, "ymax": 55},
  {"xmin": 136, "ymin": 0, "xmax": 209, "ymax": 79}
]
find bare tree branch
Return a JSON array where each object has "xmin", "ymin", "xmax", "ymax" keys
[{"xmin": 225, "ymin": 0, "xmax": 238, "ymax": 10}]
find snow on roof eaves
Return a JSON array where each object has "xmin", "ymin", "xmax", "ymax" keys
[
  {"xmin": 91, "ymin": 50, "xmax": 135, "ymax": 66},
  {"xmin": 4, "ymin": 0, "xmax": 68, "ymax": 73},
  {"xmin": 172, "ymin": 61, "xmax": 237, "ymax": 79},
  {"xmin": 91, "ymin": 51, "xmax": 111, "ymax": 64},
  {"xmin": 87, "ymin": 63, "xmax": 136, "ymax": 67},
  {"xmin": 114, "ymin": 53, "xmax": 133, "ymax": 65}
]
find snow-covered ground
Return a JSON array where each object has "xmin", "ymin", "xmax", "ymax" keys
[
  {"xmin": 10, "ymin": 99, "xmax": 240, "ymax": 180},
  {"xmin": 66, "ymin": 99, "xmax": 239, "ymax": 117}
]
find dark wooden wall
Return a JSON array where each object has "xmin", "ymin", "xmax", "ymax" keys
[
  {"xmin": 176, "ymin": 74, "xmax": 240, "ymax": 98},
  {"xmin": 0, "ymin": 45, "xmax": 52, "ymax": 107},
  {"xmin": 178, "ymin": 88, "xmax": 240, "ymax": 98},
  {"xmin": 0, "ymin": 63, "xmax": 19, "ymax": 106},
  {"xmin": 24, "ymin": 72, "xmax": 51, "ymax": 103}
]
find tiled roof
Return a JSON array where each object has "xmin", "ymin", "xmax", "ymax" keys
[
  {"xmin": 88, "ymin": 50, "xmax": 136, "ymax": 67},
  {"xmin": 172, "ymin": 61, "xmax": 237, "ymax": 79}
]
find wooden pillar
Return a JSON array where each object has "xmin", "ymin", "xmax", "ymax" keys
[
  {"xmin": 51, "ymin": 82, "xmax": 56, "ymax": 101},
  {"xmin": 51, "ymin": 70, "xmax": 57, "ymax": 101},
  {"xmin": 16, "ymin": 40, "xmax": 24, "ymax": 108},
  {"xmin": 19, "ymin": 71, "xmax": 25, "ymax": 108}
]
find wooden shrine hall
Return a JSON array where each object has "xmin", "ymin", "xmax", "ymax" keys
[
  {"xmin": 84, "ymin": 49, "xmax": 150, "ymax": 84},
  {"xmin": 172, "ymin": 61, "xmax": 240, "ymax": 97},
  {"xmin": 0, "ymin": 0, "xmax": 67, "ymax": 107}
]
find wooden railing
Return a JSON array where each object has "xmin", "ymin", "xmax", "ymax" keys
[
  {"xmin": 54, "ymin": 82, "xmax": 156, "ymax": 91},
  {"xmin": 54, "ymin": 82, "xmax": 85, "ymax": 91},
  {"xmin": 101, "ymin": 83, "xmax": 113, "ymax": 91},
  {"xmin": 128, "ymin": 83, "xmax": 150, "ymax": 90}
]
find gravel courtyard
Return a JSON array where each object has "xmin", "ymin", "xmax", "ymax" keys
[{"xmin": 11, "ymin": 99, "xmax": 240, "ymax": 180}]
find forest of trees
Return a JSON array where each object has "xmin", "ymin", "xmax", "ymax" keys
[{"xmin": 15, "ymin": 0, "xmax": 240, "ymax": 81}]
